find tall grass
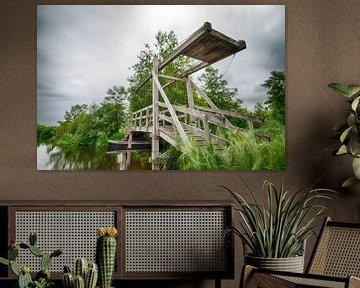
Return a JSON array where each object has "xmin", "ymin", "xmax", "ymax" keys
[{"xmin": 162, "ymin": 128, "xmax": 285, "ymax": 170}]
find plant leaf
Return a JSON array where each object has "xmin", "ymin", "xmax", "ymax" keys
[
  {"xmin": 340, "ymin": 126, "xmax": 353, "ymax": 143},
  {"xmin": 351, "ymin": 96, "xmax": 360, "ymax": 111},
  {"xmin": 348, "ymin": 85, "xmax": 360, "ymax": 97},
  {"xmin": 336, "ymin": 145, "xmax": 348, "ymax": 155},
  {"xmin": 328, "ymin": 83, "xmax": 351, "ymax": 97},
  {"xmin": 352, "ymin": 157, "xmax": 360, "ymax": 179},
  {"xmin": 347, "ymin": 114, "xmax": 356, "ymax": 127},
  {"xmin": 342, "ymin": 177, "xmax": 360, "ymax": 188}
]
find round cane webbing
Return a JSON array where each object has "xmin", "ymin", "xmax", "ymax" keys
[
  {"xmin": 309, "ymin": 226, "xmax": 360, "ymax": 277},
  {"xmin": 125, "ymin": 210, "xmax": 227, "ymax": 273},
  {"xmin": 15, "ymin": 211, "xmax": 115, "ymax": 272}
]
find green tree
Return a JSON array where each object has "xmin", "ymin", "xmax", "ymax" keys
[
  {"xmin": 198, "ymin": 66, "xmax": 243, "ymax": 111},
  {"xmin": 262, "ymin": 70, "xmax": 285, "ymax": 124},
  {"xmin": 51, "ymin": 85, "xmax": 128, "ymax": 150},
  {"xmin": 198, "ymin": 66, "xmax": 247, "ymax": 127},
  {"xmin": 37, "ymin": 124, "xmax": 56, "ymax": 145},
  {"xmin": 128, "ymin": 31, "xmax": 193, "ymax": 113}
]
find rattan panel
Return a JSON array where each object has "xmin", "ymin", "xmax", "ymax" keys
[
  {"xmin": 15, "ymin": 211, "xmax": 115, "ymax": 272},
  {"xmin": 310, "ymin": 226, "xmax": 360, "ymax": 277},
  {"xmin": 125, "ymin": 210, "xmax": 227, "ymax": 273},
  {"xmin": 277, "ymin": 275, "xmax": 345, "ymax": 288}
]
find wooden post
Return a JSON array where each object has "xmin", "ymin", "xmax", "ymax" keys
[
  {"xmin": 203, "ymin": 114, "xmax": 210, "ymax": 141},
  {"xmin": 127, "ymin": 132, "xmax": 133, "ymax": 150},
  {"xmin": 145, "ymin": 107, "xmax": 149, "ymax": 129},
  {"xmin": 152, "ymin": 58, "xmax": 160, "ymax": 170},
  {"xmin": 186, "ymin": 75, "xmax": 194, "ymax": 108},
  {"xmin": 187, "ymin": 75, "xmax": 196, "ymax": 126}
]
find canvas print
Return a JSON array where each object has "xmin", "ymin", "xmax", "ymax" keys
[{"xmin": 37, "ymin": 5, "xmax": 285, "ymax": 170}]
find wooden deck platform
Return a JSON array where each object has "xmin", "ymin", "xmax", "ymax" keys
[{"xmin": 108, "ymin": 140, "xmax": 151, "ymax": 151}]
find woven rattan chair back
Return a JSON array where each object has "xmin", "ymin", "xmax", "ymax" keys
[{"xmin": 307, "ymin": 217, "xmax": 360, "ymax": 278}]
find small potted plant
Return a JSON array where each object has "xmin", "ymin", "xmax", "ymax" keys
[
  {"xmin": 222, "ymin": 179, "xmax": 334, "ymax": 272},
  {"xmin": 328, "ymin": 83, "xmax": 360, "ymax": 187},
  {"xmin": 96, "ymin": 227, "xmax": 118, "ymax": 288},
  {"xmin": 0, "ymin": 232, "xmax": 63, "ymax": 288}
]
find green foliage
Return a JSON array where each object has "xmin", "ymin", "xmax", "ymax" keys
[
  {"xmin": 159, "ymin": 127, "xmax": 285, "ymax": 170},
  {"xmin": 128, "ymin": 31, "xmax": 194, "ymax": 113},
  {"xmin": 40, "ymin": 85, "xmax": 128, "ymax": 152},
  {"xmin": 0, "ymin": 233, "xmax": 63, "ymax": 288},
  {"xmin": 157, "ymin": 114, "xmax": 282, "ymax": 171},
  {"xmin": 222, "ymin": 179, "xmax": 335, "ymax": 258},
  {"xmin": 198, "ymin": 66, "xmax": 243, "ymax": 111},
  {"xmin": 32, "ymin": 278, "xmax": 54, "ymax": 288},
  {"xmin": 328, "ymin": 82, "xmax": 360, "ymax": 187},
  {"xmin": 198, "ymin": 66, "xmax": 247, "ymax": 127},
  {"xmin": 37, "ymin": 125, "xmax": 56, "ymax": 145},
  {"xmin": 96, "ymin": 236, "xmax": 117, "ymax": 288},
  {"xmin": 262, "ymin": 70, "xmax": 285, "ymax": 124},
  {"xmin": 62, "ymin": 259, "xmax": 97, "ymax": 288}
]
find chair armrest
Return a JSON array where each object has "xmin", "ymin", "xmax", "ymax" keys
[
  {"xmin": 349, "ymin": 276, "xmax": 360, "ymax": 288},
  {"xmin": 240, "ymin": 265, "xmax": 349, "ymax": 288}
]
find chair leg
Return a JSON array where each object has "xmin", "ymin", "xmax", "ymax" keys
[
  {"xmin": 240, "ymin": 265, "xmax": 255, "ymax": 288},
  {"xmin": 240, "ymin": 265, "xmax": 296, "ymax": 288}
]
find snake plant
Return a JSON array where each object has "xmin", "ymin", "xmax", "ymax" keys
[
  {"xmin": 328, "ymin": 83, "xmax": 360, "ymax": 187},
  {"xmin": 222, "ymin": 179, "xmax": 335, "ymax": 258}
]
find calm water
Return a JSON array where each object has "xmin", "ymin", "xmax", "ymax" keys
[{"xmin": 37, "ymin": 144, "xmax": 151, "ymax": 170}]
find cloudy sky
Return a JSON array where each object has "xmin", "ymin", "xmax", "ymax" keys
[{"xmin": 37, "ymin": 5, "xmax": 285, "ymax": 126}]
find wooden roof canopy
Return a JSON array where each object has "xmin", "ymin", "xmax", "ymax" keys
[{"xmin": 136, "ymin": 22, "xmax": 246, "ymax": 91}]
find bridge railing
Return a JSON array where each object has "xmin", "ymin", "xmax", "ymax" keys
[{"xmin": 128, "ymin": 105, "xmax": 153, "ymax": 133}]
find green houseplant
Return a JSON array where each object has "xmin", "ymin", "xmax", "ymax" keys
[
  {"xmin": 0, "ymin": 232, "xmax": 63, "ymax": 288},
  {"xmin": 62, "ymin": 258, "xmax": 98, "ymax": 288},
  {"xmin": 222, "ymin": 179, "xmax": 334, "ymax": 272},
  {"xmin": 96, "ymin": 227, "xmax": 118, "ymax": 288},
  {"xmin": 328, "ymin": 83, "xmax": 360, "ymax": 187}
]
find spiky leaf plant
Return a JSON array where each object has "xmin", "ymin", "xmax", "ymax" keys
[
  {"xmin": 328, "ymin": 83, "xmax": 360, "ymax": 187},
  {"xmin": 222, "ymin": 179, "xmax": 335, "ymax": 258}
]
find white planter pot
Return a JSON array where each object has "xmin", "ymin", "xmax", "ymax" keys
[{"xmin": 245, "ymin": 254, "xmax": 305, "ymax": 273}]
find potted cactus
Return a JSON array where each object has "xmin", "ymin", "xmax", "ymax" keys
[
  {"xmin": 62, "ymin": 258, "xmax": 98, "ymax": 288},
  {"xmin": 96, "ymin": 227, "xmax": 118, "ymax": 288},
  {"xmin": 0, "ymin": 232, "xmax": 63, "ymax": 288}
]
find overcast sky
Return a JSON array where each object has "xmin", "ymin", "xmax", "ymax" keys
[{"xmin": 37, "ymin": 5, "xmax": 285, "ymax": 126}]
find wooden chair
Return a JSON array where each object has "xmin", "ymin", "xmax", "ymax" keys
[{"xmin": 241, "ymin": 217, "xmax": 360, "ymax": 288}]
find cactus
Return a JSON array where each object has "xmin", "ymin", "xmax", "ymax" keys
[
  {"xmin": 96, "ymin": 227, "xmax": 118, "ymax": 288},
  {"xmin": 0, "ymin": 257, "xmax": 9, "ymax": 266},
  {"xmin": 63, "ymin": 259, "xmax": 98, "ymax": 288},
  {"xmin": 9, "ymin": 246, "xmax": 19, "ymax": 260},
  {"xmin": 63, "ymin": 272, "xmax": 74, "ymax": 288},
  {"xmin": 74, "ymin": 257, "xmax": 88, "ymax": 279},
  {"xmin": 85, "ymin": 262, "xmax": 98, "ymax": 288},
  {"xmin": 18, "ymin": 270, "xmax": 32, "ymax": 288},
  {"xmin": 29, "ymin": 245, "xmax": 44, "ymax": 257},
  {"xmin": 10, "ymin": 260, "xmax": 20, "ymax": 276},
  {"xmin": 51, "ymin": 248, "xmax": 64, "ymax": 257},
  {"xmin": 74, "ymin": 275, "xmax": 85, "ymax": 288},
  {"xmin": 41, "ymin": 253, "xmax": 52, "ymax": 270},
  {"xmin": 29, "ymin": 232, "xmax": 37, "ymax": 246},
  {"xmin": 0, "ymin": 232, "xmax": 63, "ymax": 288}
]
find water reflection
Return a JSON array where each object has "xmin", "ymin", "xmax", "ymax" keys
[{"xmin": 37, "ymin": 144, "xmax": 151, "ymax": 170}]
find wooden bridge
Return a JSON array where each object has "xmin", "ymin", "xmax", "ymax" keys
[{"xmin": 109, "ymin": 22, "xmax": 262, "ymax": 170}]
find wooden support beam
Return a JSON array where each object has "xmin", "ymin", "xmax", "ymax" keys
[
  {"xmin": 158, "ymin": 74, "xmax": 186, "ymax": 82},
  {"xmin": 152, "ymin": 58, "xmax": 160, "ymax": 170},
  {"xmin": 187, "ymin": 76, "xmax": 194, "ymax": 108},
  {"xmin": 152, "ymin": 70, "xmax": 189, "ymax": 146},
  {"xmin": 135, "ymin": 23, "xmax": 210, "ymax": 92}
]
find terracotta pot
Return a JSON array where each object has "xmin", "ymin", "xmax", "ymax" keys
[{"xmin": 245, "ymin": 254, "xmax": 304, "ymax": 273}]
